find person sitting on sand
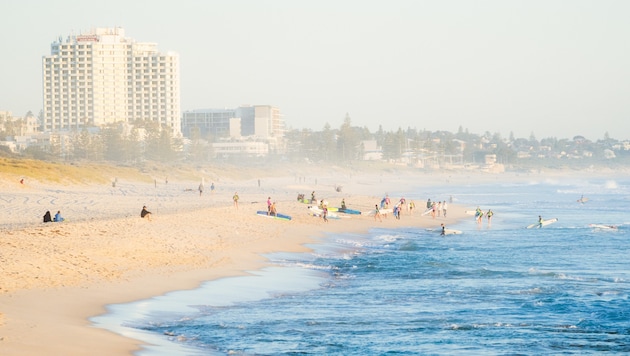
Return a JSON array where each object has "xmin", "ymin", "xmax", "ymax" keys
[
  {"xmin": 141, "ymin": 206, "xmax": 152, "ymax": 221},
  {"xmin": 43, "ymin": 210, "xmax": 52, "ymax": 223},
  {"xmin": 53, "ymin": 210, "xmax": 65, "ymax": 222}
]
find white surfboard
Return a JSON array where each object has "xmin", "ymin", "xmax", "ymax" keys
[
  {"xmin": 588, "ymin": 224, "xmax": 617, "ymax": 230},
  {"xmin": 527, "ymin": 218, "xmax": 558, "ymax": 229}
]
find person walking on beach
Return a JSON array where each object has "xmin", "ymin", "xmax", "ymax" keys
[
  {"xmin": 436, "ymin": 201, "xmax": 442, "ymax": 217},
  {"xmin": 199, "ymin": 183, "xmax": 204, "ymax": 196},
  {"xmin": 442, "ymin": 201, "xmax": 448, "ymax": 217},
  {"xmin": 141, "ymin": 206, "xmax": 152, "ymax": 221},
  {"xmin": 322, "ymin": 205, "xmax": 328, "ymax": 222},
  {"xmin": 211, "ymin": 182, "xmax": 215, "ymax": 194},
  {"xmin": 476, "ymin": 209, "xmax": 484, "ymax": 224},
  {"xmin": 233, "ymin": 192, "xmax": 239, "ymax": 209},
  {"xmin": 374, "ymin": 204, "xmax": 382, "ymax": 222},
  {"xmin": 409, "ymin": 200, "xmax": 415, "ymax": 215}
]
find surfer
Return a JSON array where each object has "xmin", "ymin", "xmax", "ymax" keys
[
  {"xmin": 487, "ymin": 209, "xmax": 494, "ymax": 224},
  {"xmin": 374, "ymin": 204, "xmax": 382, "ymax": 222},
  {"xmin": 440, "ymin": 223, "xmax": 446, "ymax": 236},
  {"xmin": 538, "ymin": 215, "xmax": 543, "ymax": 228}
]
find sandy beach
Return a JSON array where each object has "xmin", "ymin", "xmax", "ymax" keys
[{"xmin": 0, "ymin": 168, "xmax": 473, "ymax": 355}]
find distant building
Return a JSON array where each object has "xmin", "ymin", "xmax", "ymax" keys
[
  {"xmin": 182, "ymin": 105, "xmax": 285, "ymax": 155},
  {"xmin": 181, "ymin": 105, "xmax": 283, "ymax": 139},
  {"xmin": 42, "ymin": 27, "xmax": 181, "ymax": 134}
]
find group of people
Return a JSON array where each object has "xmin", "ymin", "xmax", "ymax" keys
[
  {"xmin": 43, "ymin": 210, "xmax": 64, "ymax": 223},
  {"xmin": 426, "ymin": 199, "xmax": 448, "ymax": 219},
  {"xmin": 475, "ymin": 207, "xmax": 494, "ymax": 224},
  {"xmin": 266, "ymin": 196, "xmax": 277, "ymax": 216},
  {"xmin": 373, "ymin": 195, "xmax": 416, "ymax": 221}
]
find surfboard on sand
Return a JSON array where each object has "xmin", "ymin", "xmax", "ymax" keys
[
  {"xmin": 307, "ymin": 206, "xmax": 342, "ymax": 219},
  {"xmin": 337, "ymin": 207, "xmax": 361, "ymax": 215},
  {"xmin": 256, "ymin": 210, "xmax": 292, "ymax": 221},
  {"xmin": 526, "ymin": 218, "xmax": 558, "ymax": 229}
]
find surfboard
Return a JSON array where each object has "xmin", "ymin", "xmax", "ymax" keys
[
  {"xmin": 421, "ymin": 207, "xmax": 434, "ymax": 216},
  {"xmin": 338, "ymin": 207, "xmax": 361, "ymax": 215},
  {"xmin": 526, "ymin": 218, "xmax": 558, "ymax": 229},
  {"xmin": 362, "ymin": 208, "xmax": 393, "ymax": 216},
  {"xmin": 256, "ymin": 210, "xmax": 292, "ymax": 221},
  {"xmin": 577, "ymin": 197, "xmax": 589, "ymax": 203},
  {"xmin": 443, "ymin": 229, "xmax": 462, "ymax": 235},
  {"xmin": 307, "ymin": 206, "xmax": 342, "ymax": 219},
  {"xmin": 588, "ymin": 224, "xmax": 617, "ymax": 230}
]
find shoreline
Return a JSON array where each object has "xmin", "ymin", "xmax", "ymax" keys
[
  {"xmin": 0, "ymin": 172, "xmax": 470, "ymax": 355},
  {"xmin": 3, "ymin": 167, "xmax": 619, "ymax": 354}
]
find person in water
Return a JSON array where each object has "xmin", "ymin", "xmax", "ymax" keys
[
  {"xmin": 538, "ymin": 215, "xmax": 543, "ymax": 228},
  {"xmin": 141, "ymin": 206, "xmax": 152, "ymax": 221}
]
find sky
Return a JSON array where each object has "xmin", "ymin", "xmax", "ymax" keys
[{"xmin": 1, "ymin": 0, "xmax": 629, "ymax": 140}]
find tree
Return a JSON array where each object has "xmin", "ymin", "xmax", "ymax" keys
[{"xmin": 337, "ymin": 113, "xmax": 360, "ymax": 161}]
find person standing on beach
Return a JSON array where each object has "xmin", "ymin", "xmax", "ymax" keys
[
  {"xmin": 374, "ymin": 204, "xmax": 382, "ymax": 222},
  {"xmin": 270, "ymin": 201, "xmax": 277, "ymax": 216},
  {"xmin": 199, "ymin": 183, "xmax": 204, "ymax": 196},
  {"xmin": 211, "ymin": 182, "xmax": 215, "ymax": 194},
  {"xmin": 322, "ymin": 205, "xmax": 328, "ymax": 222},
  {"xmin": 267, "ymin": 197, "xmax": 272, "ymax": 215},
  {"xmin": 409, "ymin": 200, "xmax": 415, "ymax": 214},
  {"xmin": 233, "ymin": 192, "xmax": 239, "ymax": 209},
  {"xmin": 442, "ymin": 201, "xmax": 448, "ymax": 217}
]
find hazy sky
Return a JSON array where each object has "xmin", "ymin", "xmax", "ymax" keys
[{"xmin": 1, "ymin": 0, "xmax": 629, "ymax": 140}]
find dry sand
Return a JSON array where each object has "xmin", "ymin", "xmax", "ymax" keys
[{"xmin": 0, "ymin": 170, "xmax": 473, "ymax": 355}]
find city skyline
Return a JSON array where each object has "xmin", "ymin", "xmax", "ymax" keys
[{"xmin": 1, "ymin": 0, "xmax": 629, "ymax": 140}]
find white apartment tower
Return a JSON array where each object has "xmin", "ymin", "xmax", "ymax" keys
[{"xmin": 42, "ymin": 28, "xmax": 181, "ymax": 134}]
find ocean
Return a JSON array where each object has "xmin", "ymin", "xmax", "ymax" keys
[{"xmin": 92, "ymin": 176, "xmax": 630, "ymax": 355}]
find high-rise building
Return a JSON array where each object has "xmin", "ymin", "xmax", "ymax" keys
[{"xmin": 42, "ymin": 27, "xmax": 181, "ymax": 134}]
